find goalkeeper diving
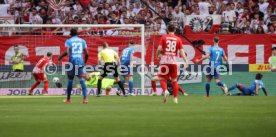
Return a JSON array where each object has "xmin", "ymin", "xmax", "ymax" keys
[{"xmin": 76, "ymin": 72, "xmax": 116, "ymax": 95}]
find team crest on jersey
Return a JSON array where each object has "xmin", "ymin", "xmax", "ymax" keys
[{"xmin": 189, "ymin": 16, "xmax": 213, "ymax": 32}]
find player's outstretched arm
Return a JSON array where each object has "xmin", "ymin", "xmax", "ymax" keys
[
  {"xmin": 115, "ymin": 52, "xmax": 120, "ymax": 65},
  {"xmin": 58, "ymin": 47, "xmax": 69, "ymax": 61},
  {"xmin": 179, "ymin": 49, "xmax": 188, "ymax": 69},
  {"xmin": 262, "ymin": 88, "xmax": 268, "ymax": 96},
  {"xmin": 195, "ymin": 53, "xmax": 210, "ymax": 64}
]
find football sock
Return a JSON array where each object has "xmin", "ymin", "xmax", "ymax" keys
[
  {"xmin": 160, "ymin": 80, "xmax": 168, "ymax": 92},
  {"xmin": 205, "ymin": 82, "xmax": 210, "ymax": 97},
  {"xmin": 29, "ymin": 81, "xmax": 40, "ymax": 94},
  {"xmin": 216, "ymin": 81, "xmax": 224, "ymax": 87},
  {"xmin": 67, "ymin": 80, "xmax": 73, "ymax": 100},
  {"xmin": 128, "ymin": 80, "xmax": 133, "ymax": 94},
  {"xmin": 117, "ymin": 80, "xmax": 125, "ymax": 91},
  {"xmin": 97, "ymin": 79, "xmax": 102, "ymax": 95},
  {"xmin": 43, "ymin": 80, "xmax": 49, "ymax": 94},
  {"xmin": 80, "ymin": 78, "xmax": 87, "ymax": 99},
  {"xmin": 228, "ymin": 84, "xmax": 238, "ymax": 92},
  {"xmin": 172, "ymin": 81, "xmax": 178, "ymax": 98},
  {"xmin": 117, "ymin": 81, "xmax": 126, "ymax": 95},
  {"xmin": 178, "ymin": 84, "xmax": 185, "ymax": 94},
  {"xmin": 151, "ymin": 80, "xmax": 157, "ymax": 93}
]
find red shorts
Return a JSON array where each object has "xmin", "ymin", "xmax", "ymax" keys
[
  {"xmin": 33, "ymin": 73, "xmax": 46, "ymax": 81},
  {"xmin": 158, "ymin": 64, "xmax": 178, "ymax": 80}
]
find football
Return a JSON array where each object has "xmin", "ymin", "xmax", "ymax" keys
[{"xmin": 52, "ymin": 77, "xmax": 60, "ymax": 83}]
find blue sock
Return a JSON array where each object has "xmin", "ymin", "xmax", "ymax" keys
[
  {"xmin": 228, "ymin": 84, "xmax": 238, "ymax": 92},
  {"xmin": 67, "ymin": 80, "xmax": 73, "ymax": 100},
  {"xmin": 216, "ymin": 81, "xmax": 224, "ymax": 87},
  {"xmin": 80, "ymin": 78, "xmax": 87, "ymax": 99},
  {"xmin": 205, "ymin": 82, "xmax": 210, "ymax": 96},
  {"xmin": 117, "ymin": 80, "xmax": 125, "ymax": 91},
  {"xmin": 128, "ymin": 80, "xmax": 133, "ymax": 94}
]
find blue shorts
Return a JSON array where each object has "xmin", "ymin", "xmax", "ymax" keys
[
  {"xmin": 120, "ymin": 63, "xmax": 132, "ymax": 76},
  {"xmin": 66, "ymin": 64, "xmax": 85, "ymax": 77},
  {"xmin": 238, "ymin": 85, "xmax": 254, "ymax": 96},
  {"xmin": 206, "ymin": 67, "xmax": 220, "ymax": 79}
]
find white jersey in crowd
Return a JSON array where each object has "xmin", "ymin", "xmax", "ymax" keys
[
  {"xmin": 222, "ymin": 10, "xmax": 236, "ymax": 22},
  {"xmin": 198, "ymin": 1, "xmax": 211, "ymax": 15},
  {"xmin": 258, "ymin": 2, "xmax": 269, "ymax": 14},
  {"xmin": 0, "ymin": 4, "xmax": 10, "ymax": 16},
  {"xmin": 173, "ymin": 11, "xmax": 185, "ymax": 26}
]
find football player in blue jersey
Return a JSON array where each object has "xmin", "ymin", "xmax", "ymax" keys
[
  {"xmin": 117, "ymin": 40, "xmax": 135, "ymax": 96},
  {"xmin": 195, "ymin": 36, "xmax": 228, "ymax": 97},
  {"xmin": 227, "ymin": 73, "xmax": 268, "ymax": 96},
  {"xmin": 58, "ymin": 28, "xmax": 89, "ymax": 104}
]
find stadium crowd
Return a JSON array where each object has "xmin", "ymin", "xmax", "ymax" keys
[{"xmin": 0, "ymin": 0, "xmax": 275, "ymax": 34}]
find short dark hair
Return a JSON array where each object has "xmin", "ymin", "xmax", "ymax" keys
[
  {"xmin": 129, "ymin": 40, "xmax": 135, "ymax": 45},
  {"xmin": 255, "ymin": 73, "xmax": 263, "ymax": 80},
  {"xmin": 47, "ymin": 52, "xmax": 52, "ymax": 57},
  {"xmin": 103, "ymin": 42, "xmax": 108, "ymax": 48},
  {"xmin": 272, "ymin": 47, "xmax": 276, "ymax": 51},
  {"xmin": 14, "ymin": 45, "xmax": 18, "ymax": 48},
  {"xmin": 214, "ymin": 36, "xmax": 219, "ymax": 43},
  {"xmin": 70, "ymin": 28, "xmax": 78, "ymax": 36},
  {"xmin": 167, "ymin": 24, "xmax": 175, "ymax": 32}
]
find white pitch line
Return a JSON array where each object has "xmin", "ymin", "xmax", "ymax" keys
[{"xmin": 0, "ymin": 96, "xmax": 64, "ymax": 98}]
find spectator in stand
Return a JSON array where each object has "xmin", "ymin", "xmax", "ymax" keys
[
  {"xmin": 198, "ymin": 0, "xmax": 211, "ymax": 15},
  {"xmin": 250, "ymin": 5, "xmax": 264, "ymax": 20},
  {"xmin": 267, "ymin": 24, "xmax": 276, "ymax": 34},
  {"xmin": 222, "ymin": 3, "xmax": 237, "ymax": 24},
  {"xmin": 258, "ymin": 0, "xmax": 269, "ymax": 14},
  {"xmin": 173, "ymin": 6, "xmax": 186, "ymax": 30},
  {"xmin": 255, "ymin": 25, "xmax": 265, "ymax": 34},
  {"xmin": 29, "ymin": 8, "xmax": 43, "ymax": 24},
  {"xmin": 209, "ymin": 5, "xmax": 217, "ymax": 15},
  {"xmin": 243, "ymin": 20, "xmax": 254, "ymax": 34},
  {"xmin": 191, "ymin": 4, "xmax": 200, "ymax": 15},
  {"xmin": 251, "ymin": 13, "xmax": 261, "ymax": 30}
]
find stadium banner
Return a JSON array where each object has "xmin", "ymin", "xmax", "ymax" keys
[
  {"xmin": 144, "ymin": 71, "xmax": 202, "ymax": 87},
  {"xmin": 184, "ymin": 15, "xmax": 221, "ymax": 34},
  {"xmin": 249, "ymin": 64, "xmax": 271, "ymax": 72},
  {"xmin": 0, "ymin": 34, "xmax": 275, "ymax": 65},
  {"xmin": 0, "ymin": 88, "xmax": 163, "ymax": 96},
  {"xmin": 0, "ymin": 72, "xmax": 32, "ymax": 82}
]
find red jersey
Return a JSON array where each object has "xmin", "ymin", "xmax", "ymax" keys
[
  {"xmin": 33, "ymin": 57, "xmax": 50, "ymax": 73},
  {"xmin": 159, "ymin": 33, "xmax": 183, "ymax": 64}
]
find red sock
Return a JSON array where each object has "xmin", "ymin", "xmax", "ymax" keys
[
  {"xmin": 178, "ymin": 85, "xmax": 185, "ymax": 94},
  {"xmin": 172, "ymin": 81, "xmax": 178, "ymax": 98},
  {"xmin": 29, "ymin": 81, "xmax": 40, "ymax": 94},
  {"xmin": 44, "ymin": 80, "xmax": 49, "ymax": 94},
  {"xmin": 151, "ymin": 80, "xmax": 156, "ymax": 92},
  {"xmin": 160, "ymin": 80, "xmax": 167, "ymax": 92}
]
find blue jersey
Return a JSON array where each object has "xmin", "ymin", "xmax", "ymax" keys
[
  {"xmin": 208, "ymin": 46, "xmax": 225, "ymax": 68},
  {"xmin": 249, "ymin": 80, "xmax": 265, "ymax": 92},
  {"xmin": 121, "ymin": 47, "xmax": 134, "ymax": 65},
  {"xmin": 65, "ymin": 36, "xmax": 87, "ymax": 66}
]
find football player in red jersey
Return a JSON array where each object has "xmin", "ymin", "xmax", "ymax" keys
[
  {"xmin": 153, "ymin": 24, "xmax": 188, "ymax": 103},
  {"xmin": 28, "ymin": 52, "xmax": 52, "ymax": 95}
]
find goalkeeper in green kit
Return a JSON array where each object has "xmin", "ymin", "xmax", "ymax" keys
[{"xmin": 76, "ymin": 72, "xmax": 115, "ymax": 96}]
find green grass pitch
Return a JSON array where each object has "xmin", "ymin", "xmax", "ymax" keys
[{"xmin": 0, "ymin": 96, "xmax": 275, "ymax": 137}]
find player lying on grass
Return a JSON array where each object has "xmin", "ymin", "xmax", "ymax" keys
[
  {"xmin": 195, "ymin": 36, "xmax": 228, "ymax": 97},
  {"xmin": 227, "ymin": 73, "xmax": 268, "ymax": 96},
  {"xmin": 151, "ymin": 76, "xmax": 188, "ymax": 96},
  {"xmin": 28, "ymin": 52, "xmax": 52, "ymax": 95},
  {"xmin": 76, "ymin": 72, "xmax": 115, "ymax": 96},
  {"xmin": 269, "ymin": 47, "xmax": 276, "ymax": 72}
]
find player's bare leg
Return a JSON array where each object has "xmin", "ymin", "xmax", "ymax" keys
[{"xmin": 28, "ymin": 80, "xmax": 41, "ymax": 95}]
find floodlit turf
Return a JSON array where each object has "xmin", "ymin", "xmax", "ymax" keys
[{"xmin": 0, "ymin": 96, "xmax": 275, "ymax": 137}]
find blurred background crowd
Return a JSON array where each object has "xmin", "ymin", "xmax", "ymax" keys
[{"xmin": 0, "ymin": 0, "xmax": 275, "ymax": 34}]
